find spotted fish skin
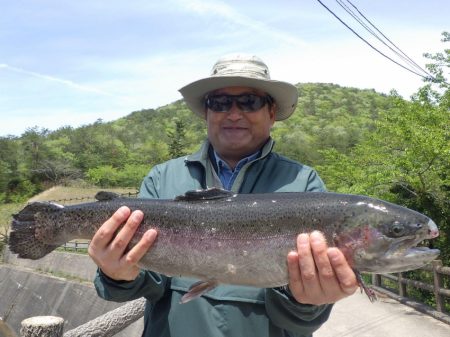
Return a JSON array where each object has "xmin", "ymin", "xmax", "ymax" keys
[{"xmin": 9, "ymin": 188, "xmax": 439, "ymax": 289}]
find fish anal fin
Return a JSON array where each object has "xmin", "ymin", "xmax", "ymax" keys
[
  {"xmin": 353, "ymin": 268, "xmax": 378, "ymax": 302},
  {"xmin": 95, "ymin": 191, "xmax": 121, "ymax": 201},
  {"xmin": 175, "ymin": 188, "xmax": 233, "ymax": 201},
  {"xmin": 180, "ymin": 280, "xmax": 219, "ymax": 304}
]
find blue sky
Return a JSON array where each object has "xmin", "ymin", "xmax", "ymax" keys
[{"xmin": 1, "ymin": 0, "xmax": 448, "ymax": 136}]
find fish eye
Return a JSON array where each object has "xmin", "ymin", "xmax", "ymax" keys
[{"xmin": 390, "ymin": 223, "xmax": 405, "ymax": 237}]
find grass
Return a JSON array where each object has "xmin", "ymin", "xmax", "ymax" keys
[
  {"xmin": 34, "ymin": 267, "xmax": 91, "ymax": 284},
  {"xmin": 28, "ymin": 186, "xmax": 138, "ymax": 204}
]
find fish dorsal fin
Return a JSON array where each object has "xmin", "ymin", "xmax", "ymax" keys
[
  {"xmin": 175, "ymin": 188, "xmax": 234, "ymax": 201},
  {"xmin": 95, "ymin": 191, "xmax": 121, "ymax": 201}
]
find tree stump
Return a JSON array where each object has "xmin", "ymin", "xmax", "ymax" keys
[{"xmin": 20, "ymin": 316, "xmax": 64, "ymax": 337}]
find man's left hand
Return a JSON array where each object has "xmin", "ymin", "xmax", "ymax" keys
[{"xmin": 287, "ymin": 231, "xmax": 358, "ymax": 305}]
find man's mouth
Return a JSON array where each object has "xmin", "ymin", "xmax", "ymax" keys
[
  {"xmin": 223, "ymin": 125, "xmax": 247, "ymax": 130},
  {"xmin": 222, "ymin": 126, "xmax": 249, "ymax": 135}
]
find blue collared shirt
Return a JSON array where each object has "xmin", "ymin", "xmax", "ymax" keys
[{"xmin": 214, "ymin": 150, "xmax": 261, "ymax": 191}]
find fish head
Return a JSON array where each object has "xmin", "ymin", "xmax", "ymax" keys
[{"xmin": 334, "ymin": 199, "xmax": 440, "ymax": 274}]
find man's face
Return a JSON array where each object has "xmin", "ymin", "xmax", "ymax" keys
[{"xmin": 205, "ymin": 86, "xmax": 276, "ymax": 166}]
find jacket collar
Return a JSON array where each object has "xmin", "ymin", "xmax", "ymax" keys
[{"xmin": 185, "ymin": 138, "xmax": 275, "ymax": 167}]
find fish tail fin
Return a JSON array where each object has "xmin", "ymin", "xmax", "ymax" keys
[{"xmin": 9, "ymin": 202, "xmax": 63, "ymax": 260}]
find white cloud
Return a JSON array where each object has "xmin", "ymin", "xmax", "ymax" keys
[
  {"xmin": 173, "ymin": 0, "xmax": 309, "ymax": 48},
  {"xmin": 0, "ymin": 64, "xmax": 116, "ymax": 97}
]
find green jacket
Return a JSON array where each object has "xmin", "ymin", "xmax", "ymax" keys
[{"xmin": 94, "ymin": 139, "xmax": 332, "ymax": 337}]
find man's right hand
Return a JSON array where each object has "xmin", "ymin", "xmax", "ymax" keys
[{"xmin": 88, "ymin": 206, "xmax": 157, "ymax": 281}]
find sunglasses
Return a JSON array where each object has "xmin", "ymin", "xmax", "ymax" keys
[{"xmin": 205, "ymin": 93, "xmax": 273, "ymax": 112}]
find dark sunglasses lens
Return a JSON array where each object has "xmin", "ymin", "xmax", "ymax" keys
[
  {"xmin": 206, "ymin": 94, "xmax": 267, "ymax": 112},
  {"xmin": 207, "ymin": 95, "xmax": 232, "ymax": 112},
  {"xmin": 236, "ymin": 94, "xmax": 264, "ymax": 111}
]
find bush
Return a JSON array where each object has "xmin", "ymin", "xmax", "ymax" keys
[
  {"xmin": 5, "ymin": 180, "xmax": 40, "ymax": 203},
  {"xmin": 86, "ymin": 165, "xmax": 119, "ymax": 187},
  {"xmin": 86, "ymin": 164, "xmax": 149, "ymax": 188}
]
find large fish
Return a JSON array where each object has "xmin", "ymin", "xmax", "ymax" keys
[{"xmin": 9, "ymin": 188, "xmax": 439, "ymax": 302}]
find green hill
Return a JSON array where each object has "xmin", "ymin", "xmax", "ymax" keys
[{"xmin": 0, "ymin": 83, "xmax": 392, "ymax": 199}]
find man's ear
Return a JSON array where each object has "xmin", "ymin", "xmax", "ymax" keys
[{"xmin": 269, "ymin": 104, "xmax": 276, "ymax": 124}]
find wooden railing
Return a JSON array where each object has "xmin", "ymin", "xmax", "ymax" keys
[
  {"xmin": 371, "ymin": 260, "xmax": 450, "ymax": 324},
  {"xmin": 61, "ymin": 240, "xmax": 89, "ymax": 252}
]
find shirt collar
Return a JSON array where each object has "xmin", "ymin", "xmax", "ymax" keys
[
  {"xmin": 185, "ymin": 138, "xmax": 275, "ymax": 165},
  {"xmin": 213, "ymin": 149, "xmax": 261, "ymax": 172}
]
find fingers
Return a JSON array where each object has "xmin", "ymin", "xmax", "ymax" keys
[
  {"xmin": 124, "ymin": 229, "xmax": 158, "ymax": 265},
  {"xmin": 88, "ymin": 206, "xmax": 157, "ymax": 281},
  {"xmin": 90, "ymin": 206, "xmax": 131, "ymax": 249},
  {"xmin": 110, "ymin": 209, "xmax": 144, "ymax": 258},
  {"xmin": 297, "ymin": 234, "xmax": 316, "ymax": 279},
  {"xmin": 310, "ymin": 232, "xmax": 342, "ymax": 296},
  {"xmin": 287, "ymin": 251, "xmax": 303, "ymax": 294},
  {"xmin": 327, "ymin": 248, "xmax": 358, "ymax": 295},
  {"xmin": 296, "ymin": 233, "xmax": 322, "ymax": 295},
  {"xmin": 287, "ymin": 231, "xmax": 357, "ymax": 305}
]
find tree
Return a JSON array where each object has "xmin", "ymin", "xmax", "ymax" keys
[
  {"xmin": 167, "ymin": 119, "xmax": 188, "ymax": 158},
  {"xmin": 318, "ymin": 32, "xmax": 450, "ymax": 263},
  {"xmin": 0, "ymin": 136, "xmax": 20, "ymax": 201}
]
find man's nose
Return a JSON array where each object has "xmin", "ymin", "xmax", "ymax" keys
[{"xmin": 226, "ymin": 101, "xmax": 244, "ymax": 120}]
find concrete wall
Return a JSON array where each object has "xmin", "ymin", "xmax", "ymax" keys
[
  {"xmin": 1, "ymin": 249, "xmax": 144, "ymax": 336},
  {"xmin": 4, "ymin": 249, "xmax": 98, "ymax": 282},
  {"xmin": 0, "ymin": 265, "xmax": 144, "ymax": 336}
]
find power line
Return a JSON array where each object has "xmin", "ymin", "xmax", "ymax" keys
[
  {"xmin": 344, "ymin": 0, "xmax": 432, "ymax": 77},
  {"xmin": 335, "ymin": 0, "xmax": 427, "ymax": 75},
  {"xmin": 315, "ymin": 0, "xmax": 431, "ymax": 80}
]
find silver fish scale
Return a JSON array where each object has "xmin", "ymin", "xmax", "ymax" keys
[
  {"xmin": 138, "ymin": 193, "xmax": 359, "ymax": 241},
  {"xmin": 10, "ymin": 190, "xmax": 438, "ymax": 283}
]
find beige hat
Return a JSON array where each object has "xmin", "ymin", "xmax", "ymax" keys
[{"xmin": 179, "ymin": 54, "xmax": 299, "ymax": 121}]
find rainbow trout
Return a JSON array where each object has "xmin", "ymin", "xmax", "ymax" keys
[{"xmin": 9, "ymin": 188, "xmax": 439, "ymax": 302}]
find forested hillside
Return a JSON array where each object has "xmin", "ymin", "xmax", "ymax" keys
[{"xmin": 0, "ymin": 83, "xmax": 389, "ymax": 201}]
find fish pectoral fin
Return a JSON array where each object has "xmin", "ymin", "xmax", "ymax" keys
[
  {"xmin": 180, "ymin": 280, "xmax": 219, "ymax": 304},
  {"xmin": 95, "ymin": 191, "xmax": 122, "ymax": 201},
  {"xmin": 353, "ymin": 268, "xmax": 378, "ymax": 303},
  {"xmin": 175, "ymin": 188, "xmax": 234, "ymax": 201}
]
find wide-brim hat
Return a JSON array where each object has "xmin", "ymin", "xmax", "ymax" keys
[{"xmin": 179, "ymin": 54, "xmax": 299, "ymax": 121}]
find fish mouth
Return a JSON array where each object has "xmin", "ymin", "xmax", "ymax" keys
[
  {"xmin": 362, "ymin": 234, "xmax": 440, "ymax": 273},
  {"xmin": 359, "ymin": 245, "xmax": 440, "ymax": 273},
  {"xmin": 376, "ymin": 246, "xmax": 441, "ymax": 273},
  {"xmin": 358, "ymin": 220, "xmax": 440, "ymax": 273},
  {"xmin": 386, "ymin": 235, "xmax": 426, "ymax": 256}
]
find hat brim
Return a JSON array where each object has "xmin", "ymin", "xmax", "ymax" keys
[{"xmin": 179, "ymin": 76, "xmax": 298, "ymax": 121}]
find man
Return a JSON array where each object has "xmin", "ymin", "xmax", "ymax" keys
[{"xmin": 89, "ymin": 54, "xmax": 358, "ymax": 337}]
